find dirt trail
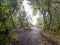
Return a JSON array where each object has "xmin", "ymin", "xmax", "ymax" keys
[{"xmin": 12, "ymin": 27, "xmax": 52, "ymax": 45}]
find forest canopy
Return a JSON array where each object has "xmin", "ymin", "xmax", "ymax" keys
[{"xmin": 0, "ymin": 0, "xmax": 60, "ymax": 45}]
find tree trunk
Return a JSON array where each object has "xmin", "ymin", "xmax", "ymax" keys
[{"xmin": 11, "ymin": 15, "xmax": 16, "ymax": 28}]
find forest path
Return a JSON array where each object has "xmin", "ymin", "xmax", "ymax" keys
[{"xmin": 12, "ymin": 27, "xmax": 51, "ymax": 45}]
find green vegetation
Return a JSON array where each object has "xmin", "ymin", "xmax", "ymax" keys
[
  {"xmin": 36, "ymin": 17, "xmax": 44, "ymax": 27},
  {"xmin": 29, "ymin": 0, "xmax": 60, "ymax": 34},
  {"xmin": 0, "ymin": 0, "xmax": 29, "ymax": 44},
  {"xmin": 0, "ymin": 0, "xmax": 60, "ymax": 45},
  {"xmin": 41, "ymin": 30, "xmax": 60, "ymax": 45},
  {"xmin": 0, "ymin": 0, "xmax": 18, "ymax": 44},
  {"xmin": 28, "ymin": 0, "xmax": 60, "ymax": 44}
]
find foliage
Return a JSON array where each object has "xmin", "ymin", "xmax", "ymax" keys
[
  {"xmin": 0, "ymin": 0, "xmax": 18, "ymax": 43},
  {"xmin": 0, "ymin": 0, "xmax": 29, "ymax": 44},
  {"xmin": 28, "ymin": 0, "xmax": 60, "ymax": 35}
]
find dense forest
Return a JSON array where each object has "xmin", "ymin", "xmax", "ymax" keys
[
  {"xmin": 29, "ymin": 0, "xmax": 60, "ymax": 31},
  {"xmin": 0, "ymin": 0, "xmax": 60, "ymax": 45}
]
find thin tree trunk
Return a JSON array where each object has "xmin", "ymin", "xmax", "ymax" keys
[
  {"xmin": 47, "ymin": 0, "xmax": 52, "ymax": 26},
  {"xmin": 11, "ymin": 15, "xmax": 16, "ymax": 28}
]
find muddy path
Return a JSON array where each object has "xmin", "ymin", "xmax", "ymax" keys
[{"xmin": 11, "ymin": 27, "xmax": 53, "ymax": 45}]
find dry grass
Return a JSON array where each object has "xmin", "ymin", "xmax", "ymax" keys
[
  {"xmin": 10, "ymin": 32, "xmax": 20, "ymax": 41},
  {"xmin": 40, "ymin": 30, "xmax": 60, "ymax": 45}
]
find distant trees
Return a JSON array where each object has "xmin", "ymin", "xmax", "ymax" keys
[
  {"xmin": 17, "ymin": 6, "xmax": 29, "ymax": 28},
  {"xmin": 36, "ymin": 16, "xmax": 44, "ymax": 27}
]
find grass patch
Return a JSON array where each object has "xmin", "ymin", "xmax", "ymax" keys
[
  {"xmin": 40, "ymin": 30, "xmax": 60, "ymax": 45},
  {"xmin": 10, "ymin": 32, "xmax": 20, "ymax": 41}
]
